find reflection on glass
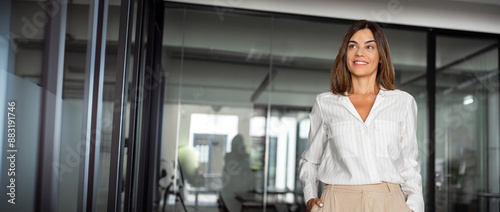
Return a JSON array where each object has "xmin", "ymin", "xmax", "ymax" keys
[
  {"xmin": 265, "ymin": 17, "xmax": 350, "ymax": 211},
  {"xmin": 386, "ymin": 29, "xmax": 429, "ymax": 201},
  {"xmin": 0, "ymin": 0, "xmax": 45, "ymax": 211},
  {"xmin": 221, "ymin": 134, "xmax": 255, "ymax": 212},
  {"xmin": 57, "ymin": 1, "xmax": 90, "ymax": 211},
  {"xmin": 435, "ymin": 35, "xmax": 499, "ymax": 212},
  {"xmin": 95, "ymin": 2, "xmax": 122, "ymax": 211},
  {"xmin": 161, "ymin": 8, "xmax": 271, "ymax": 211},
  {"xmin": 268, "ymin": 109, "xmax": 309, "ymax": 207}
]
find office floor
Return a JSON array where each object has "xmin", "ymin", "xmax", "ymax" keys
[
  {"xmin": 161, "ymin": 194, "xmax": 225, "ymax": 212},
  {"xmin": 161, "ymin": 205, "xmax": 290, "ymax": 212},
  {"xmin": 160, "ymin": 205, "xmax": 223, "ymax": 212},
  {"xmin": 161, "ymin": 192, "xmax": 304, "ymax": 212}
]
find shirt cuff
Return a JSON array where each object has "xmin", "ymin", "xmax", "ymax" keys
[
  {"xmin": 407, "ymin": 196, "xmax": 424, "ymax": 212},
  {"xmin": 302, "ymin": 183, "xmax": 318, "ymax": 205}
]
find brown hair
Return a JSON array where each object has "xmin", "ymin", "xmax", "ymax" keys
[{"xmin": 330, "ymin": 20, "xmax": 395, "ymax": 95}]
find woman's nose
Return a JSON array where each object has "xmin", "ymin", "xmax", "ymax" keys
[{"xmin": 355, "ymin": 48, "xmax": 365, "ymax": 56}]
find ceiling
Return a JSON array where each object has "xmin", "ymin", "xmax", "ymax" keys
[{"xmin": 9, "ymin": 0, "xmax": 500, "ymax": 106}]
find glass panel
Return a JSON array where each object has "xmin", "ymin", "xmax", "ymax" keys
[
  {"xmin": 57, "ymin": 1, "xmax": 90, "ymax": 211},
  {"xmin": 268, "ymin": 17, "xmax": 349, "ymax": 211},
  {"xmin": 95, "ymin": 1, "xmax": 122, "ymax": 211},
  {"xmin": 386, "ymin": 28, "xmax": 429, "ymax": 200},
  {"xmin": 161, "ymin": 8, "xmax": 433, "ymax": 211},
  {"xmin": 0, "ymin": 0, "xmax": 45, "ymax": 211},
  {"xmin": 121, "ymin": 1, "xmax": 137, "ymax": 211},
  {"xmin": 435, "ymin": 35, "xmax": 499, "ymax": 212},
  {"xmin": 127, "ymin": 1, "xmax": 149, "ymax": 209},
  {"xmin": 161, "ymin": 8, "xmax": 271, "ymax": 211}
]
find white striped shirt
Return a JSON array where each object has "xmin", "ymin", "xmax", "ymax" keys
[{"xmin": 299, "ymin": 89, "xmax": 424, "ymax": 212}]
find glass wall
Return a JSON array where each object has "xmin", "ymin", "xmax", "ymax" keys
[
  {"xmin": 0, "ymin": 0, "xmax": 153, "ymax": 211},
  {"xmin": 386, "ymin": 28, "xmax": 429, "ymax": 199},
  {"xmin": 161, "ymin": 6, "xmax": 431, "ymax": 212},
  {"xmin": 0, "ymin": 0, "xmax": 45, "ymax": 211},
  {"xmin": 95, "ymin": 1, "xmax": 122, "ymax": 211},
  {"xmin": 435, "ymin": 35, "xmax": 499, "ymax": 212},
  {"xmin": 161, "ymin": 9, "xmax": 272, "ymax": 211},
  {"xmin": 57, "ymin": 1, "xmax": 90, "ymax": 211},
  {"xmin": 1, "ymin": 1, "xmax": 499, "ymax": 211},
  {"xmin": 266, "ymin": 17, "xmax": 346, "ymax": 210}
]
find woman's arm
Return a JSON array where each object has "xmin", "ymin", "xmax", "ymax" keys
[
  {"xmin": 299, "ymin": 95, "xmax": 328, "ymax": 209},
  {"xmin": 399, "ymin": 96, "xmax": 424, "ymax": 212}
]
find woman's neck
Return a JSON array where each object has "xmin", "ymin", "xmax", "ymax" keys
[{"xmin": 350, "ymin": 76, "xmax": 379, "ymax": 95}]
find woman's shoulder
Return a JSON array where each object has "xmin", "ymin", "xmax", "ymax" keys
[
  {"xmin": 382, "ymin": 89, "xmax": 414, "ymax": 98},
  {"xmin": 316, "ymin": 91, "xmax": 342, "ymax": 100},
  {"xmin": 382, "ymin": 89, "xmax": 416, "ymax": 104}
]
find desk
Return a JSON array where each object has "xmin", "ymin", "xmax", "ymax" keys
[
  {"xmin": 187, "ymin": 187, "xmax": 219, "ymax": 207},
  {"xmin": 187, "ymin": 173, "xmax": 223, "ymax": 206}
]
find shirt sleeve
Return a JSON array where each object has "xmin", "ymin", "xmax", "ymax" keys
[
  {"xmin": 400, "ymin": 96, "xmax": 425, "ymax": 212},
  {"xmin": 299, "ymin": 95, "xmax": 328, "ymax": 205}
]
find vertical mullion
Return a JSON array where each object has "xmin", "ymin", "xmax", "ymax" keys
[
  {"xmin": 77, "ymin": 0, "xmax": 109, "ymax": 211},
  {"xmin": 107, "ymin": 0, "xmax": 134, "ymax": 211},
  {"xmin": 135, "ymin": 0, "xmax": 153, "ymax": 210},
  {"xmin": 124, "ymin": 0, "xmax": 146, "ymax": 210},
  {"xmin": 137, "ymin": 0, "xmax": 165, "ymax": 210},
  {"xmin": 263, "ymin": 15, "xmax": 274, "ymax": 212},
  {"xmin": 151, "ymin": 0, "xmax": 165, "ymax": 208},
  {"xmin": 426, "ymin": 30, "xmax": 436, "ymax": 212},
  {"xmin": 497, "ymin": 39, "xmax": 500, "ymax": 210},
  {"xmin": 142, "ymin": 0, "xmax": 165, "ymax": 210},
  {"xmin": 36, "ymin": 0, "xmax": 67, "ymax": 211}
]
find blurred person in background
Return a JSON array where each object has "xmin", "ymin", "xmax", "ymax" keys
[{"xmin": 220, "ymin": 134, "xmax": 255, "ymax": 212}]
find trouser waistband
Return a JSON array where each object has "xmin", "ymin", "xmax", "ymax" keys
[{"xmin": 324, "ymin": 181, "xmax": 401, "ymax": 193}]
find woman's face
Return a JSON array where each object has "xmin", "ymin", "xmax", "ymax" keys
[{"xmin": 346, "ymin": 29, "xmax": 380, "ymax": 78}]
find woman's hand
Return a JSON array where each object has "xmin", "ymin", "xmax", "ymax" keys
[{"xmin": 306, "ymin": 198, "xmax": 324, "ymax": 211}]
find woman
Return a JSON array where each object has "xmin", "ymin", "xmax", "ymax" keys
[
  {"xmin": 221, "ymin": 134, "xmax": 255, "ymax": 212},
  {"xmin": 299, "ymin": 20, "xmax": 424, "ymax": 212}
]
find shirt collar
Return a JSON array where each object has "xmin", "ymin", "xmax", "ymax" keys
[{"xmin": 335, "ymin": 85, "xmax": 389, "ymax": 100}]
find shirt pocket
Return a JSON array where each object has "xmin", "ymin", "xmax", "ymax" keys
[
  {"xmin": 374, "ymin": 120, "xmax": 401, "ymax": 158},
  {"xmin": 328, "ymin": 121, "xmax": 358, "ymax": 159}
]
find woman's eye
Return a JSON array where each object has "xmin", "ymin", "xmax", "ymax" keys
[
  {"xmin": 366, "ymin": 45, "xmax": 374, "ymax": 50},
  {"xmin": 348, "ymin": 45, "xmax": 357, "ymax": 49}
]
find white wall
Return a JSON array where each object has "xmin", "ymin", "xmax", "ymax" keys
[{"xmin": 167, "ymin": 0, "xmax": 500, "ymax": 35}]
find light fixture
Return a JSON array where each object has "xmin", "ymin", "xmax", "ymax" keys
[{"xmin": 463, "ymin": 95, "xmax": 473, "ymax": 105}]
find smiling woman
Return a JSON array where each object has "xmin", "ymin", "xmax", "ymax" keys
[
  {"xmin": 299, "ymin": 20, "xmax": 424, "ymax": 212},
  {"xmin": 346, "ymin": 30, "xmax": 380, "ymax": 79},
  {"xmin": 330, "ymin": 20, "xmax": 395, "ymax": 95}
]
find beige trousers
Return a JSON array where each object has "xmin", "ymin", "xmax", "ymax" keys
[{"xmin": 310, "ymin": 182, "xmax": 412, "ymax": 212}]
